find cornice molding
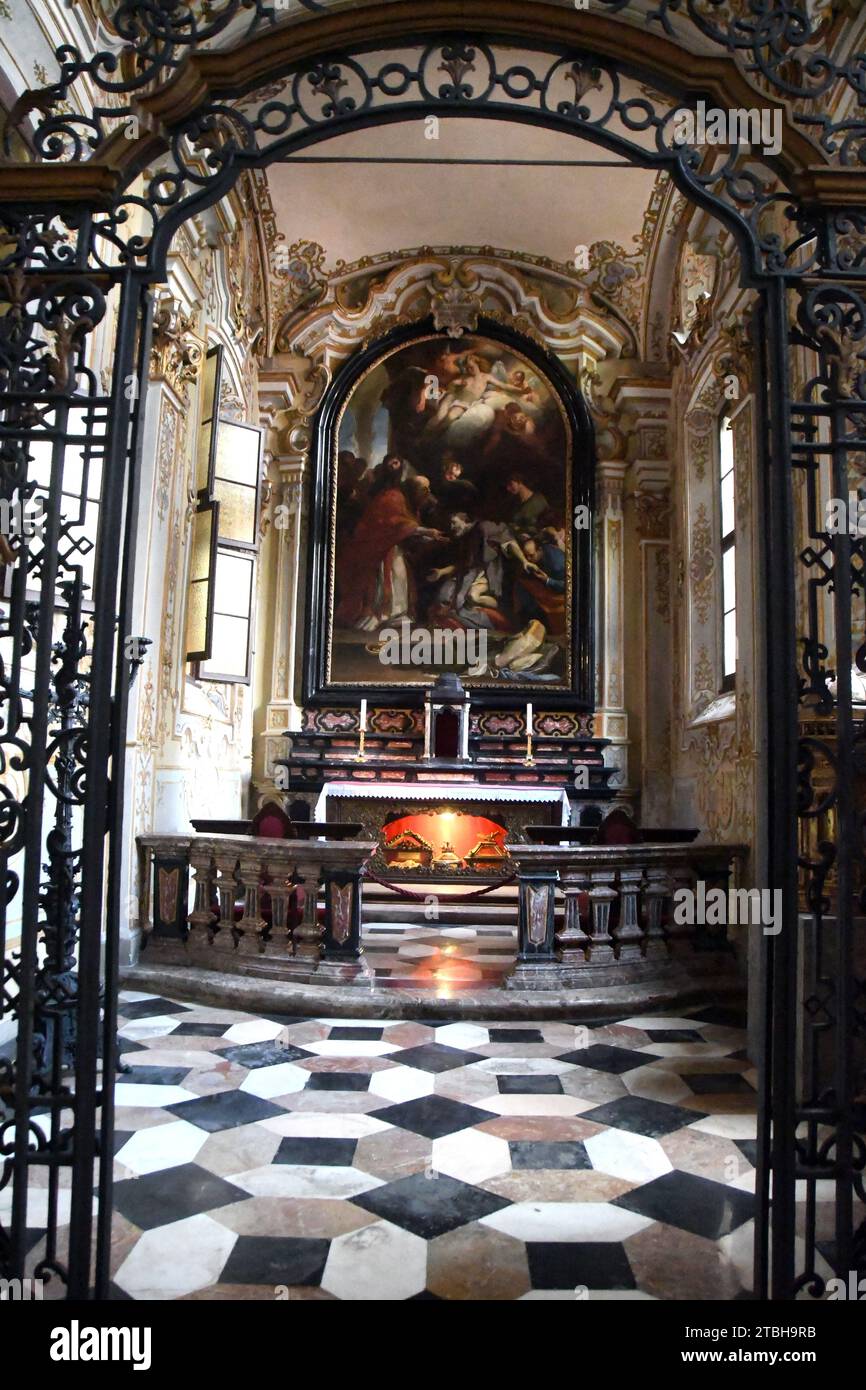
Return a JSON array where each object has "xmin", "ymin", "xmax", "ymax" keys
[{"xmin": 279, "ymin": 252, "xmax": 632, "ymax": 372}]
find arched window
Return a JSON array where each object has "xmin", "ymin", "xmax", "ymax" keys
[{"xmin": 718, "ymin": 413, "xmax": 736, "ymax": 692}]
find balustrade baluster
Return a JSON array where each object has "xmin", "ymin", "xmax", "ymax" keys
[
  {"xmin": 293, "ymin": 855, "xmax": 324, "ymax": 965},
  {"xmin": 212, "ymin": 849, "xmax": 241, "ymax": 953},
  {"xmin": 236, "ymin": 851, "xmax": 268, "ymax": 956},
  {"xmin": 643, "ymin": 862, "xmax": 672, "ymax": 957},
  {"xmin": 557, "ymin": 866, "xmax": 591, "ymax": 963},
  {"xmin": 586, "ymin": 869, "xmax": 617, "ymax": 964},
  {"xmin": 188, "ymin": 843, "xmax": 217, "ymax": 954},
  {"xmin": 614, "ymin": 863, "xmax": 644, "ymax": 961},
  {"xmin": 261, "ymin": 847, "xmax": 296, "ymax": 956}
]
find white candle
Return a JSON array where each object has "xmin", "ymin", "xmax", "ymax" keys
[
  {"xmin": 526, "ymin": 702, "xmax": 533, "ymax": 736},
  {"xmin": 360, "ymin": 698, "xmax": 367, "ymax": 732}
]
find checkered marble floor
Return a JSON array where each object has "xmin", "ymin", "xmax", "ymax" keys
[
  {"xmin": 360, "ymin": 923, "xmax": 516, "ymax": 990},
  {"xmin": 103, "ymin": 990, "xmax": 767, "ymax": 1300}
]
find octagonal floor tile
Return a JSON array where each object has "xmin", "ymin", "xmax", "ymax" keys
[
  {"xmin": 481, "ymin": 1201, "xmax": 653, "ymax": 1243},
  {"xmin": 585, "ymin": 1129, "xmax": 674, "ymax": 1185},
  {"xmin": 432, "ymin": 1127, "xmax": 512, "ymax": 1185},
  {"xmin": 230, "ymin": 1163, "xmax": 385, "ymax": 1201},
  {"xmin": 427, "ymin": 1223, "xmax": 530, "ymax": 1300},
  {"xmin": 322, "ymin": 1220, "xmax": 428, "ymax": 1300},
  {"xmin": 115, "ymin": 1119, "xmax": 208, "ymax": 1176},
  {"xmin": 114, "ymin": 1213, "xmax": 238, "ymax": 1301}
]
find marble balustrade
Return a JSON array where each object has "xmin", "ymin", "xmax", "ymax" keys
[
  {"xmin": 137, "ymin": 832, "xmax": 377, "ymax": 968},
  {"xmin": 137, "ymin": 832, "xmax": 742, "ymax": 984},
  {"xmin": 505, "ymin": 841, "xmax": 744, "ymax": 973}
]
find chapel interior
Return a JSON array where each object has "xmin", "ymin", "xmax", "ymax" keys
[
  {"xmin": 125, "ymin": 116, "xmax": 761, "ymax": 1010},
  {"xmin": 2, "ymin": 0, "xmax": 864, "ymax": 1307}
]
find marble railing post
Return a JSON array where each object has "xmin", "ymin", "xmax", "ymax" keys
[
  {"xmin": 505, "ymin": 844, "xmax": 560, "ymax": 989},
  {"xmin": 320, "ymin": 841, "xmax": 377, "ymax": 965},
  {"xmin": 188, "ymin": 842, "xmax": 217, "ymax": 953},
  {"xmin": 642, "ymin": 861, "xmax": 672, "ymax": 958},
  {"xmin": 614, "ymin": 864, "xmax": 644, "ymax": 961},
  {"xmin": 514, "ymin": 851, "xmax": 559, "ymax": 962},
  {"xmin": 293, "ymin": 853, "xmax": 325, "ymax": 965},
  {"xmin": 146, "ymin": 834, "xmax": 192, "ymax": 941},
  {"xmin": 212, "ymin": 844, "xmax": 242, "ymax": 954},
  {"xmin": 236, "ymin": 849, "xmax": 268, "ymax": 956},
  {"xmin": 586, "ymin": 869, "xmax": 618, "ymax": 964},
  {"xmin": 557, "ymin": 866, "xmax": 591, "ymax": 962},
  {"xmin": 260, "ymin": 843, "xmax": 296, "ymax": 955}
]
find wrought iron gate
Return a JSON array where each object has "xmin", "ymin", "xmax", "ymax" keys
[{"xmin": 0, "ymin": 0, "xmax": 863, "ymax": 1300}]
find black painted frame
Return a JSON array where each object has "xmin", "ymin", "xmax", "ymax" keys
[{"xmin": 303, "ymin": 315, "xmax": 596, "ymax": 708}]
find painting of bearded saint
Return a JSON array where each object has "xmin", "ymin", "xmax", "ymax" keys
[{"xmin": 329, "ymin": 334, "xmax": 573, "ymax": 689}]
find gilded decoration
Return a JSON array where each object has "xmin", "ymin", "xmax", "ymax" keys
[
  {"xmin": 227, "ymin": 176, "xmax": 271, "ymax": 354},
  {"xmin": 466, "ymin": 834, "xmax": 508, "ymax": 869},
  {"xmin": 655, "ymin": 547, "xmax": 671, "ymax": 622},
  {"xmin": 732, "ymin": 403, "xmax": 753, "ymax": 522},
  {"xmin": 692, "ymin": 643, "xmax": 715, "ymax": 705},
  {"xmin": 816, "ymin": 321, "xmax": 866, "ymax": 398},
  {"xmin": 640, "ymin": 425, "xmax": 668, "ymax": 460},
  {"xmin": 715, "ymin": 320, "xmax": 753, "ymax": 398},
  {"xmin": 149, "ymin": 294, "xmax": 203, "ymax": 408},
  {"xmin": 634, "ymin": 488, "xmax": 671, "ymax": 539},
  {"xmin": 676, "ymin": 241, "xmax": 719, "ymax": 343},
  {"xmin": 430, "ymin": 268, "xmax": 481, "ymax": 336},
  {"xmin": 155, "ymin": 395, "xmax": 180, "ymax": 524},
  {"xmin": 273, "ymin": 243, "xmax": 642, "ymax": 371},
  {"xmin": 689, "ymin": 503, "xmax": 715, "ymax": 625},
  {"xmin": 686, "ymin": 409, "xmax": 714, "ymax": 482},
  {"xmin": 689, "ymin": 678, "xmax": 756, "ymax": 844},
  {"xmin": 384, "ymin": 829, "xmax": 433, "ymax": 870},
  {"xmin": 219, "ymin": 377, "xmax": 245, "ymax": 421}
]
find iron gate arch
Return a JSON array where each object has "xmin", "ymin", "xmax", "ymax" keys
[{"xmin": 0, "ymin": 0, "xmax": 864, "ymax": 1300}]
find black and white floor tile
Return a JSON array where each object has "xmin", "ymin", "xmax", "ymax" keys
[{"xmin": 98, "ymin": 990, "xmax": 779, "ymax": 1300}]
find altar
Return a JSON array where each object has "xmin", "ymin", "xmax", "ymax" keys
[
  {"xmin": 314, "ymin": 781, "xmax": 571, "ymax": 825},
  {"xmin": 313, "ymin": 778, "xmax": 571, "ymax": 876},
  {"xmin": 277, "ymin": 674, "xmax": 618, "ymax": 869}
]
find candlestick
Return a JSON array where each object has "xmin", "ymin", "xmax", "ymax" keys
[
  {"xmin": 356, "ymin": 699, "xmax": 367, "ymax": 760},
  {"xmin": 524, "ymin": 701, "xmax": 534, "ymax": 766}
]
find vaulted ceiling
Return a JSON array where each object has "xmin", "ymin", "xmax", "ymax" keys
[{"xmin": 264, "ymin": 118, "xmax": 659, "ymax": 268}]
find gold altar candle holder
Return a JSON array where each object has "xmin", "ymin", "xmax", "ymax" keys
[
  {"xmin": 355, "ymin": 726, "xmax": 367, "ymax": 761},
  {"xmin": 523, "ymin": 731, "xmax": 535, "ymax": 766}
]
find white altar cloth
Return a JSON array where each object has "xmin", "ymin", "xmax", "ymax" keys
[{"xmin": 314, "ymin": 781, "xmax": 570, "ymax": 825}]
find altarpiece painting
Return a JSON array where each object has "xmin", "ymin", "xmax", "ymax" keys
[{"xmin": 312, "ymin": 329, "xmax": 589, "ymax": 698}]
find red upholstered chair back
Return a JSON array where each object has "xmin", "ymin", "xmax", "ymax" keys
[
  {"xmin": 251, "ymin": 802, "xmax": 293, "ymax": 839},
  {"xmin": 598, "ymin": 808, "xmax": 640, "ymax": 845}
]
